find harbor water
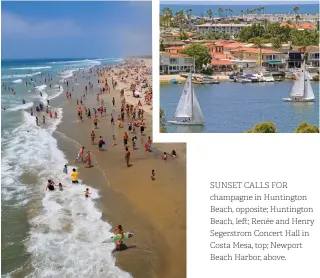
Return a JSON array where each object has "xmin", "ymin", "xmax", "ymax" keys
[{"xmin": 160, "ymin": 81, "xmax": 319, "ymax": 133}]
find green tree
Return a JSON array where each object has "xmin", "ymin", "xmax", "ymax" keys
[
  {"xmin": 240, "ymin": 9, "xmax": 244, "ymax": 16},
  {"xmin": 181, "ymin": 43, "xmax": 211, "ymax": 71},
  {"xmin": 271, "ymin": 37, "xmax": 282, "ymax": 48},
  {"xmin": 160, "ymin": 108, "xmax": 167, "ymax": 133},
  {"xmin": 294, "ymin": 122, "xmax": 319, "ymax": 133},
  {"xmin": 245, "ymin": 122, "xmax": 278, "ymax": 133},
  {"xmin": 218, "ymin": 8, "xmax": 224, "ymax": 18},
  {"xmin": 160, "ymin": 40, "xmax": 165, "ymax": 51}
]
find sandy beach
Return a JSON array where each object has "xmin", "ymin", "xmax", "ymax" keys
[{"xmin": 53, "ymin": 59, "xmax": 186, "ymax": 278}]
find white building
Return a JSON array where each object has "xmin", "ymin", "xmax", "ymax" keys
[
  {"xmin": 196, "ymin": 23, "xmax": 251, "ymax": 34},
  {"xmin": 160, "ymin": 52, "xmax": 195, "ymax": 74}
]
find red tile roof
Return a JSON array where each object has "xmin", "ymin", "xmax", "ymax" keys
[
  {"xmin": 211, "ymin": 60, "xmax": 233, "ymax": 66},
  {"xmin": 209, "ymin": 52, "xmax": 235, "ymax": 59},
  {"xmin": 161, "ymin": 52, "xmax": 190, "ymax": 58},
  {"xmin": 231, "ymin": 47, "xmax": 282, "ymax": 54},
  {"xmin": 164, "ymin": 46, "xmax": 184, "ymax": 50},
  {"xmin": 280, "ymin": 22, "xmax": 317, "ymax": 30}
]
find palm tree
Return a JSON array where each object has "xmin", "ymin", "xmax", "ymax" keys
[
  {"xmin": 175, "ymin": 10, "xmax": 185, "ymax": 33},
  {"xmin": 207, "ymin": 9, "xmax": 213, "ymax": 24},
  {"xmin": 229, "ymin": 9, "xmax": 233, "ymax": 18},
  {"xmin": 218, "ymin": 8, "xmax": 224, "ymax": 18},
  {"xmin": 293, "ymin": 6, "xmax": 299, "ymax": 15},
  {"xmin": 240, "ymin": 9, "xmax": 244, "ymax": 17},
  {"xmin": 162, "ymin": 7, "xmax": 172, "ymax": 28},
  {"xmin": 186, "ymin": 8, "xmax": 192, "ymax": 29},
  {"xmin": 200, "ymin": 12, "xmax": 205, "ymax": 21},
  {"xmin": 295, "ymin": 14, "xmax": 301, "ymax": 25},
  {"xmin": 253, "ymin": 38, "xmax": 264, "ymax": 66}
]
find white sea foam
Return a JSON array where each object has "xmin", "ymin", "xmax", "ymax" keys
[
  {"xmin": 48, "ymin": 86, "xmax": 64, "ymax": 100},
  {"xmin": 13, "ymin": 79, "xmax": 23, "ymax": 83},
  {"xmin": 2, "ymin": 110, "xmax": 131, "ymax": 277},
  {"xmin": 2, "ymin": 72, "xmax": 42, "ymax": 80},
  {"xmin": 10, "ymin": 66, "xmax": 52, "ymax": 70},
  {"xmin": 35, "ymin": 84, "xmax": 47, "ymax": 91},
  {"xmin": 50, "ymin": 59, "xmax": 101, "ymax": 66},
  {"xmin": 5, "ymin": 102, "xmax": 34, "ymax": 112},
  {"xmin": 59, "ymin": 69, "xmax": 77, "ymax": 79}
]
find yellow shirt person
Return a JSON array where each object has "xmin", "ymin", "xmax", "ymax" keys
[{"xmin": 71, "ymin": 168, "xmax": 79, "ymax": 183}]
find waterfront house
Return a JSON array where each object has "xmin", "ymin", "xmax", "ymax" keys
[
  {"xmin": 196, "ymin": 23, "xmax": 251, "ymax": 35},
  {"xmin": 307, "ymin": 46, "xmax": 320, "ymax": 67},
  {"xmin": 164, "ymin": 46, "xmax": 185, "ymax": 54},
  {"xmin": 286, "ymin": 48, "xmax": 304, "ymax": 68},
  {"xmin": 160, "ymin": 52, "xmax": 195, "ymax": 74},
  {"xmin": 230, "ymin": 47, "xmax": 286, "ymax": 70}
]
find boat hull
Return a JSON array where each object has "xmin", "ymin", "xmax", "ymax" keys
[
  {"xmin": 282, "ymin": 98, "xmax": 315, "ymax": 102},
  {"xmin": 168, "ymin": 120, "xmax": 205, "ymax": 126}
]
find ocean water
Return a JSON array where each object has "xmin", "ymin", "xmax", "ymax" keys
[
  {"xmin": 160, "ymin": 81, "xmax": 319, "ymax": 133},
  {"xmin": 1, "ymin": 58, "xmax": 131, "ymax": 277},
  {"xmin": 160, "ymin": 3, "xmax": 319, "ymax": 16}
]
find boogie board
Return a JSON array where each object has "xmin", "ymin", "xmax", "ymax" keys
[{"xmin": 102, "ymin": 232, "xmax": 134, "ymax": 243}]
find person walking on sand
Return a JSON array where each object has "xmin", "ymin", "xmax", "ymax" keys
[
  {"xmin": 151, "ymin": 170, "xmax": 155, "ymax": 181},
  {"xmin": 125, "ymin": 147, "xmax": 130, "ymax": 167},
  {"xmin": 112, "ymin": 97, "xmax": 115, "ymax": 107},
  {"xmin": 113, "ymin": 135, "xmax": 116, "ymax": 146},
  {"xmin": 145, "ymin": 136, "xmax": 152, "ymax": 152},
  {"xmin": 123, "ymin": 132, "xmax": 128, "ymax": 147},
  {"xmin": 110, "ymin": 113, "xmax": 114, "ymax": 125},
  {"xmin": 91, "ymin": 131, "xmax": 96, "ymax": 145},
  {"xmin": 84, "ymin": 151, "xmax": 91, "ymax": 168},
  {"xmin": 93, "ymin": 116, "xmax": 99, "ymax": 129},
  {"xmin": 98, "ymin": 136, "xmax": 104, "ymax": 151},
  {"xmin": 75, "ymin": 146, "xmax": 85, "ymax": 163}
]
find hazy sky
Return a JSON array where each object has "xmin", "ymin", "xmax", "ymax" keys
[{"xmin": 1, "ymin": 1, "xmax": 152, "ymax": 59}]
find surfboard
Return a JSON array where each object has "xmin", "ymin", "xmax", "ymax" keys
[{"xmin": 102, "ymin": 232, "xmax": 134, "ymax": 243}]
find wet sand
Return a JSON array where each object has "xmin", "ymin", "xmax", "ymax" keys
[{"xmin": 53, "ymin": 60, "xmax": 186, "ymax": 278}]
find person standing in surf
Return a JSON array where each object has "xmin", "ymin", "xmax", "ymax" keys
[
  {"xmin": 71, "ymin": 168, "xmax": 79, "ymax": 184},
  {"xmin": 114, "ymin": 225, "xmax": 124, "ymax": 249}
]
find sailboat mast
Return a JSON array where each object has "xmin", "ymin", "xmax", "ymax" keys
[{"xmin": 190, "ymin": 72, "xmax": 194, "ymax": 121}]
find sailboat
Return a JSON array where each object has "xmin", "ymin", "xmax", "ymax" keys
[
  {"xmin": 168, "ymin": 72, "xmax": 205, "ymax": 125},
  {"xmin": 282, "ymin": 61, "xmax": 315, "ymax": 102}
]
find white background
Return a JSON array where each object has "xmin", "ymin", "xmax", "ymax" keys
[{"xmin": 187, "ymin": 135, "xmax": 320, "ymax": 278}]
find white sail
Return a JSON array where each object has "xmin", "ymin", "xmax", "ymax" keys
[
  {"xmin": 290, "ymin": 63, "xmax": 305, "ymax": 97},
  {"xmin": 305, "ymin": 71, "xmax": 315, "ymax": 99},
  {"xmin": 174, "ymin": 73, "xmax": 192, "ymax": 118},
  {"xmin": 192, "ymin": 86, "xmax": 205, "ymax": 123}
]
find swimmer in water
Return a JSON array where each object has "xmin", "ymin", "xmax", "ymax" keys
[
  {"xmin": 46, "ymin": 180, "xmax": 55, "ymax": 191},
  {"xmin": 58, "ymin": 183, "xmax": 66, "ymax": 191},
  {"xmin": 63, "ymin": 165, "xmax": 68, "ymax": 174},
  {"xmin": 84, "ymin": 188, "xmax": 90, "ymax": 198}
]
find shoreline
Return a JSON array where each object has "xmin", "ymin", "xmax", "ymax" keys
[{"xmin": 54, "ymin": 60, "xmax": 186, "ymax": 277}]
